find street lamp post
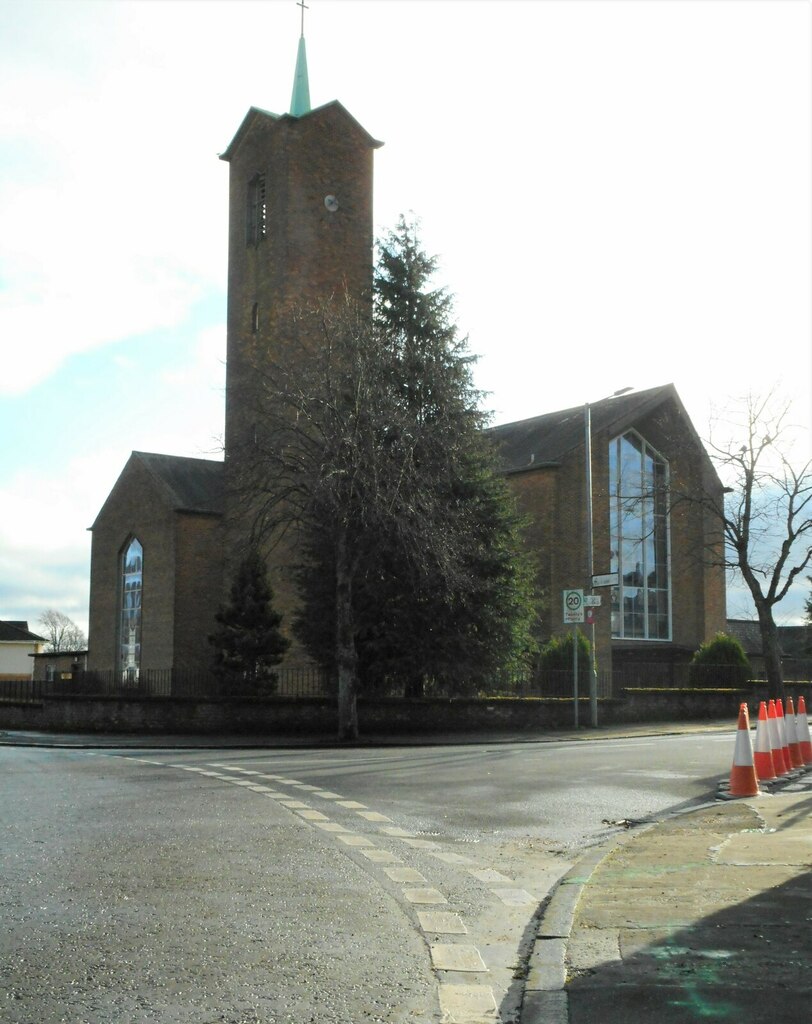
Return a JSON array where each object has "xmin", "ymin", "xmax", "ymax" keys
[
  {"xmin": 584, "ymin": 387, "xmax": 632, "ymax": 728},
  {"xmin": 584, "ymin": 402, "xmax": 598, "ymax": 728}
]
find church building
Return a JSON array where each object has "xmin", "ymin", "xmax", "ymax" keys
[{"xmin": 87, "ymin": 30, "xmax": 726, "ymax": 686}]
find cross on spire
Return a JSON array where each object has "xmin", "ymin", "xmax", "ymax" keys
[{"xmin": 290, "ymin": 1, "xmax": 311, "ymax": 116}]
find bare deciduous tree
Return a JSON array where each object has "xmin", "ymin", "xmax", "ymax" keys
[
  {"xmin": 39, "ymin": 609, "xmax": 87, "ymax": 653},
  {"xmin": 692, "ymin": 393, "xmax": 811, "ymax": 700},
  {"xmin": 232, "ymin": 303, "xmax": 478, "ymax": 739}
]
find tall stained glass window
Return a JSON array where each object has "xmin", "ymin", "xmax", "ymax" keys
[
  {"xmin": 119, "ymin": 537, "xmax": 143, "ymax": 680},
  {"xmin": 609, "ymin": 432, "xmax": 670, "ymax": 640}
]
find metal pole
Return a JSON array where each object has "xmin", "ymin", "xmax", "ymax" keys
[
  {"xmin": 572, "ymin": 623, "xmax": 579, "ymax": 728},
  {"xmin": 584, "ymin": 402, "xmax": 599, "ymax": 727}
]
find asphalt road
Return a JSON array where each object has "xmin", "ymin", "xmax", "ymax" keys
[{"xmin": 0, "ymin": 732, "xmax": 735, "ymax": 1024}]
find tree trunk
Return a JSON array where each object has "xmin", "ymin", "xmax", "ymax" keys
[
  {"xmin": 756, "ymin": 601, "xmax": 785, "ymax": 703},
  {"xmin": 335, "ymin": 529, "xmax": 359, "ymax": 741}
]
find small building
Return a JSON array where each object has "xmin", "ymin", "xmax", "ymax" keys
[
  {"xmin": 31, "ymin": 649, "xmax": 88, "ymax": 683},
  {"xmin": 0, "ymin": 621, "xmax": 47, "ymax": 680},
  {"xmin": 726, "ymin": 619, "xmax": 812, "ymax": 680}
]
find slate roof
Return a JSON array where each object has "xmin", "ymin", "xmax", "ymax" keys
[
  {"xmin": 488, "ymin": 384, "xmax": 679, "ymax": 473},
  {"xmin": 726, "ymin": 619, "xmax": 812, "ymax": 659},
  {"xmin": 219, "ymin": 100, "xmax": 383, "ymax": 162},
  {"xmin": 0, "ymin": 621, "xmax": 47, "ymax": 643},
  {"xmin": 725, "ymin": 619, "xmax": 764, "ymax": 656},
  {"xmin": 132, "ymin": 452, "xmax": 224, "ymax": 515}
]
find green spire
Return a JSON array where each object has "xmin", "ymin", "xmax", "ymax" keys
[{"xmin": 289, "ymin": 33, "xmax": 311, "ymax": 117}]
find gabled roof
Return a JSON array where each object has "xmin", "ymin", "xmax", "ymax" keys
[
  {"xmin": 0, "ymin": 621, "xmax": 47, "ymax": 643},
  {"xmin": 91, "ymin": 452, "xmax": 224, "ymax": 530},
  {"xmin": 219, "ymin": 100, "xmax": 382, "ymax": 162},
  {"xmin": 131, "ymin": 452, "xmax": 224, "ymax": 515},
  {"xmin": 489, "ymin": 384, "xmax": 679, "ymax": 473}
]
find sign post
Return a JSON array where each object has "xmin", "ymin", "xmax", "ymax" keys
[{"xmin": 563, "ymin": 590, "xmax": 584, "ymax": 728}]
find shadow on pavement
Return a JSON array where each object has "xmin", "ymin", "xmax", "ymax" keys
[{"xmin": 566, "ymin": 865, "xmax": 812, "ymax": 1024}]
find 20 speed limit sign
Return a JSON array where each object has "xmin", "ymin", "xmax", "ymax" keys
[{"xmin": 563, "ymin": 588, "xmax": 584, "ymax": 623}]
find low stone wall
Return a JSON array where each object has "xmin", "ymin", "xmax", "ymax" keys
[{"xmin": 1, "ymin": 683, "xmax": 810, "ymax": 735}]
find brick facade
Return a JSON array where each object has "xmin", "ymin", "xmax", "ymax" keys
[
  {"xmin": 497, "ymin": 388, "xmax": 727, "ymax": 672},
  {"xmin": 87, "ymin": 454, "xmax": 224, "ymax": 673},
  {"xmin": 219, "ymin": 102, "xmax": 381, "ymax": 655}
]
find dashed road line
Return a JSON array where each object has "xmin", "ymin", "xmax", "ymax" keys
[
  {"xmin": 359, "ymin": 848, "xmax": 402, "ymax": 864},
  {"xmin": 384, "ymin": 867, "xmax": 427, "ymax": 884},
  {"xmin": 438, "ymin": 984, "xmax": 499, "ymax": 1023},
  {"xmin": 336, "ymin": 834, "xmax": 375, "ymax": 847},
  {"xmin": 430, "ymin": 944, "xmax": 489, "ymax": 973},
  {"xmin": 418, "ymin": 911, "xmax": 467, "ymax": 934},
  {"xmin": 403, "ymin": 888, "xmax": 448, "ymax": 905},
  {"xmin": 102, "ymin": 755, "xmax": 506, "ymax": 1023}
]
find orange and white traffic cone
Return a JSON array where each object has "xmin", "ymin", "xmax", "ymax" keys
[
  {"xmin": 796, "ymin": 695, "xmax": 812, "ymax": 766},
  {"xmin": 753, "ymin": 701, "xmax": 776, "ymax": 781},
  {"xmin": 776, "ymin": 700, "xmax": 792, "ymax": 771},
  {"xmin": 768, "ymin": 700, "xmax": 788, "ymax": 775},
  {"xmin": 729, "ymin": 703, "xmax": 759, "ymax": 798},
  {"xmin": 785, "ymin": 697, "xmax": 804, "ymax": 769}
]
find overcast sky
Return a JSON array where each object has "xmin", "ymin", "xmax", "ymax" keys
[{"xmin": 1, "ymin": 0, "xmax": 809, "ymax": 637}]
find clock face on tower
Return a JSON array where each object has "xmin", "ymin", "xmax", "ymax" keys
[{"xmin": 324, "ymin": 194, "xmax": 339, "ymax": 213}]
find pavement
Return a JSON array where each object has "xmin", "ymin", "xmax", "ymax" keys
[
  {"xmin": 2, "ymin": 722, "xmax": 810, "ymax": 1024},
  {"xmin": 523, "ymin": 764, "xmax": 812, "ymax": 1024}
]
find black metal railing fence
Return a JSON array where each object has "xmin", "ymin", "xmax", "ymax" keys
[{"xmin": 1, "ymin": 661, "xmax": 809, "ymax": 704}]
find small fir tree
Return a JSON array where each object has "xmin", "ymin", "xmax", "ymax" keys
[{"xmin": 209, "ymin": 551, "xmax": 289, "ymax": 691}]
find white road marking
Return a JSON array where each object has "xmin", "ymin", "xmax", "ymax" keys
[
  {"xmin": 336, "ymin": 835, "xmax": 375, "ymax": 847},
  {"xmin": 437, "ymin": 983, "xmax": 498, "ymax": 1022},
  {"xmin": 430, "ymin": 945, "xmax": 489, "ymax": 973},
  {"xmin": 490, "ymin": 888, "xmax": 535, "ymax": 906},
  {"xmin": 430, "ymin": 851, "xmax": 478, "ymax": 866},
  {"xmin": 295, "ymin": 809, "xmax": 330, "ymax": 821},
  {"xmin": 403, "ymin": 888, "xmax": 447, "ymax": 905},
  {"xmin": 468, "ymin": 869, "xmax": 513, "ymax": 885},
  {"xmin": 356, "ymin": 810, "xmax": 392, "ymax": 822},
  {"xmin": 360, "ymin": 848, "xmax": 402, "ymax": 864},
  {"xmin": 384, "ymin": 867, "xmax": 427, "ymax": 884},
  {"xmin": 418, "ymin": 911, "xmax": 467, "ymax": 934}
]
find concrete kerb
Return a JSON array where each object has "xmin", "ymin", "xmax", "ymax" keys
[
  {"xmin": 521, "ymin": 821, "xmax": 657, "ymax": 1024},
  {"xmin": 520, "ymin": 762, "xmax": 812, "ymax": 1024}
]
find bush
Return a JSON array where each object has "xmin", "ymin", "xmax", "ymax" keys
[
  {"xmin": 688, "ymin": 633, "xmax": 751, "ymax": 688},
  {"xmin": 539, "ymin": 631, "xmax": 591, "ymax": 686}
]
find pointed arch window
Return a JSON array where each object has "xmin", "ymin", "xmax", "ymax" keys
[
  {"xmin": 119, "ymin": 537, "xmax": 143, "ymax": 681},
  {"xmin": 246, "ymin": 173, "xmax": 267, "ymax": 246},
  {"xmin": 609, "ymin": 431, "xmax": 671, "ymax": 640}
]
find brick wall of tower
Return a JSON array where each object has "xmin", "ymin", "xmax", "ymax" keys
[
  {"xmin": 220, "ymin": 105, "xmax": 378, "ymax": 659},
  {"xmin": 223, "ymin": 105, "xmax": 376, "ymax": 464}
]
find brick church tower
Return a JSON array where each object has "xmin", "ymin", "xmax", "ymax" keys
[
  {"xmin": 87, "ymin": 27, "xmax": 381, "ymax": 678},
  {"xmin": 218, "ymin": 30, "xmax": 382, "ymax": 645}
]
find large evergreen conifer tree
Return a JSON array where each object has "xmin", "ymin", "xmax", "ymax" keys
[{"xmin": 294, "ymin": 217, "xmax": 538, "ymax": 697}]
